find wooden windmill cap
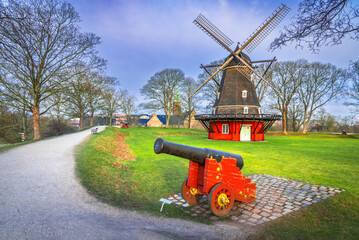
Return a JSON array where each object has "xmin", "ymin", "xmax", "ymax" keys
[
  {"xmin": 225, "ymin": 46, "xmax": 252, "ymax": 68},
  {"xmin": 214, "ymin": 50, "xmax": 260, "ymax": 114}
]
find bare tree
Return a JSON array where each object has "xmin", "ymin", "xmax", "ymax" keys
[
  {"xmin": 270, "ymin": 0, "xmax": 359, "ymax": 52},
  {"xmin": 299, "ymin": 62, "xmax": 347, "ymax": 133},
  {"xmin": 119, "ymin": 89, "xmax": 136, "ymax": 124},
  {"xmin": 181, "ymin": 77, "xmax": 200, "ymax": 128},
  {"xmin": 65, "ymin": 67, "xmax": 93, "ymax": 130},
  {"xmin": 345, "ymin": 61, "xmax": 359, "ymax": 115},
  {"xmin": 140, "ymin": 69, "xmax": 185, "ymax": 127},
  {"xmin": 252, "ymin": 63, "xmax": 272, "ymax": 103},
  {"xmin": 88, "ymin": 74, "xmax": 115, "ymax": 126},
  {"xmin": 314, "ymin": 108, "xmax": 337, "ymax": 132},
  {"xmin": 0, "ymin": 86, "xmax": 31, "ymax": 140},
  {"xmin": 0, "ymin": 0, "xmax": 103, "ymax": 139},
  {"xmin": 198, "ymin": 60, "xmax": 224, "ymax": 112},
  {"xmin": 45, "ymin": 91, "xmax": 68, "ymax": 134},
  {"xmin": 47, "ymin": 92, "xmax": 67, "ymax": 122},
  {"xmin": 0, "ymin": 104, "xmax": 22, "ymax": 143},
  {"xmin": 270, "ymin": 60, "xmax": 306, "ymax": 134},
  {"xmin": 102, "ymin": 87, "xmax": 121, "ymax": 126},
  {"xmin": 287, "ymin": 95, "xmax": 303, "ymax": 132}
]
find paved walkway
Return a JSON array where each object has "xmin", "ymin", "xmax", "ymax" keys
[{"xmin": 0, "ymin": 127, "xmax": 250, "ymax": 240}]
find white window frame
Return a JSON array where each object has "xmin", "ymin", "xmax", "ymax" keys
[
  {"xmin": 242, "ymin": 90, "xmax": 247, "ymax": 98},
  {"xmin": 222, "ymin": 124, "xmax": 229, "ymax": 134},
  {"xmin": 244, "ymin": 106, "xmax": 248, "ymax": 114}
]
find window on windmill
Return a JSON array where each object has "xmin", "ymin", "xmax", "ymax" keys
[
  {"xmin": 244, "ymin": 106, "xmax": 248, "ymax": 114},
  {"xmin": 222, "ymin": 124, "xmax": 229, "ymax": 134},
  {"xmin": 242, "ymin": 90, "xmax": 247, "ymax": 98}
]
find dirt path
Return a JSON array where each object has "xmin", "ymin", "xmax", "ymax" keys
[{"xmin": 0, "ymin": 127, "xmax": 249, "ymax": 240}]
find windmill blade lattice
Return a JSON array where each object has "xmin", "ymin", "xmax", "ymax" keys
[
  {"xmin": 233, "ymin": 57, "xmax": 276, "ymax": 83},
  {"xmin": 194, "ymin": 13, "xmax": 234, "ymax": 50},
  {"xmin": 232, "ymin": 61, "xmax": 253, "ymax": 82},
  {"xmin": 191, "ymin": 4, "xmax": 290, "ymax": 98},
  {"xmin": 240, "ymin": 4, "xmax": 291, "ymax": 53}
]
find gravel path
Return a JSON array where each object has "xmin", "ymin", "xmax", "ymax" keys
[{"xmin": 0, "ymin": 127, "xmax": 249, "ymax": 240}]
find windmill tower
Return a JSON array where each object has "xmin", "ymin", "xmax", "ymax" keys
[{"xmin": 193, "ymin": 4, "xmax": 290, "ymax": 141}]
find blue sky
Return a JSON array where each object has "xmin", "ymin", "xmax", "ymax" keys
[{"xmin": 70, "ymin": 0, "xmax": 358, "ymax": 116}]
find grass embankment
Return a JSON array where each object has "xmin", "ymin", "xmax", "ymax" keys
[
  {"xmin": 76, "ymin": 127, "xmax": 359, "ymax": 239},
  {"xmin": 75, "ymin": 127, "xmax": 205, "ymax": 220}
]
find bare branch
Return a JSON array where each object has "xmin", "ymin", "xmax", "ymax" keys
[{"xmin": 270, "ymin": 0, "xmax": 358, "ymax": 52}]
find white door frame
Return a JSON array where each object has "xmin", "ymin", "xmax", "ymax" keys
[{"xmin": 240, "ymin": 124, "xmax": 252, "ymax": 141}]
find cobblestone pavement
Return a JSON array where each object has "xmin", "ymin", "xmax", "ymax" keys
[{"xmin": 166, "ymin": 174, "xmax": 344, "ymax": 225}]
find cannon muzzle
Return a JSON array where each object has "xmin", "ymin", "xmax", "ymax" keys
[{"xmin": 154, "ymin": 138, "xmax": 243, "ymax": 169}]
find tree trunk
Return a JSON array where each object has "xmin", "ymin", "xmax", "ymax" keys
[
  {"xmin": 22, "ymin": 108, "xmax": 27, "ymax": 141},
  {"xmin": 57, "ymin": 117, "xmax": 61, "ymax": 135},
  {"xmin": 166, "ymin": 114, "xmax": 170, "ymax": 128},
  {"xmin": 282, "ymin": 110, "xmax": 288, "ymax": 135},
  {"xmin": 109, "ymin": 114, "xmax": 112, "ymax": 126},
  {"xmin": 291, "ymin": 118, "xmax": 296, "ymax": 132},
  {"xmin": 301, "ymin": 109, "xmax": 308, "ymax": 134},
  {"xmin": 90, "ymin": 109, "xmax": 94, "ymax": 126},
  {"xmin": 302, "ymin": 111, "xmax": 314, "ymax": 134},
  {"xmin": 32, "ymin": 105, "xmax": 41, "ymax": 140},
  {"xmin": 188, "ymin": 111, "xmax": 192, "ymax": 129},
  {"xmin": 302, "ymin": 119, "xmax": 307, "ymax": 133},
  {"xmin": 302, "ymin": 123, "xmax": 308, "ymax": 134},
  {"xmin": 79, "ymin": 113, "xmax": 84, "ymax": 130}
]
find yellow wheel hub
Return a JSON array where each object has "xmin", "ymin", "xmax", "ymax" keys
[
  {"xmin": 217, "ymin": 193, "xmax": 230, "ymax": 207},
  {"xmin": 190, "ymin": 187, "xmax": 197, "ymax": 195}
]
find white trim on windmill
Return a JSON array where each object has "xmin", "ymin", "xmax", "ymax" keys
[
  {"xmin": 242, "ymin": 90, "xmax": 248, "ymax": 98},
  {"xmin": 244, "ymin": 106, "xmax": 249, "ymax": 114}
]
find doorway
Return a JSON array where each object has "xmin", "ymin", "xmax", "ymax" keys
[{"xmin": 240, "ymin": 125, "xmax": 251, "ymax": 141}]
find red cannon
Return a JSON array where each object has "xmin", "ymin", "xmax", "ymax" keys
[{"xmin": 154, "ymin": 138, "xmax": 256, "ymax": 217}]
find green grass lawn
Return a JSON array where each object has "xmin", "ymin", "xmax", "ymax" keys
[{"xmin": 75, "ymin": 127, "xmax": 359, "ymax": 239}]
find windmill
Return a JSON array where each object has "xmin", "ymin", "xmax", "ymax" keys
[{"xmin": 193, "ymin": 4, "xmax": 290, "ymax": 141}]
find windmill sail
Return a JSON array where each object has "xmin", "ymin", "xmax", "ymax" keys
[
  {"xmin": 193, "ymin": 13, "xmax": 234, "ymax": 50},
  {"xmin": 240, "ymin": 4, "xmax": 291, "ymax": 53},
  {"xmin": 192, "ymin": 4, "xmax": 290, "ymax": 142},
  {"xmin": 191, "ymin": 4, "xmax": 291, "ymax": 97}
]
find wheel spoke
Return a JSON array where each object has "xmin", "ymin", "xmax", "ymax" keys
[
  {"xmin": 181, "ymin": 178, "xmax": 202, "ymax": 205},
  {"xmin": 209, "ymin": 183, "xmax": 234, "ymax": 217}
]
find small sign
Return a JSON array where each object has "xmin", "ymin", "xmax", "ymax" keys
[{"xmin": 159, "ymin": 198, "xmax": 172, "ymax": 212}]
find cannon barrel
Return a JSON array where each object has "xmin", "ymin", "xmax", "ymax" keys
[{"xmin": 154, "ymin": 138, "xmax": 243, "ymax": 169}]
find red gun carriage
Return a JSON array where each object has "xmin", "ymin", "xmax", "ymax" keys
[{"xmin": 154, "ymin": 138, "xmax": 256, "ymax": 217}]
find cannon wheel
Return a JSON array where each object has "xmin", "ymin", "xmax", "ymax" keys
[
  {"xmin": 181, "ymin": 178, "xmax": 202, "ymax": 205},
  {"xmin": 209, "ymin": 183, "xmax": 234, "ymax": 217}
]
